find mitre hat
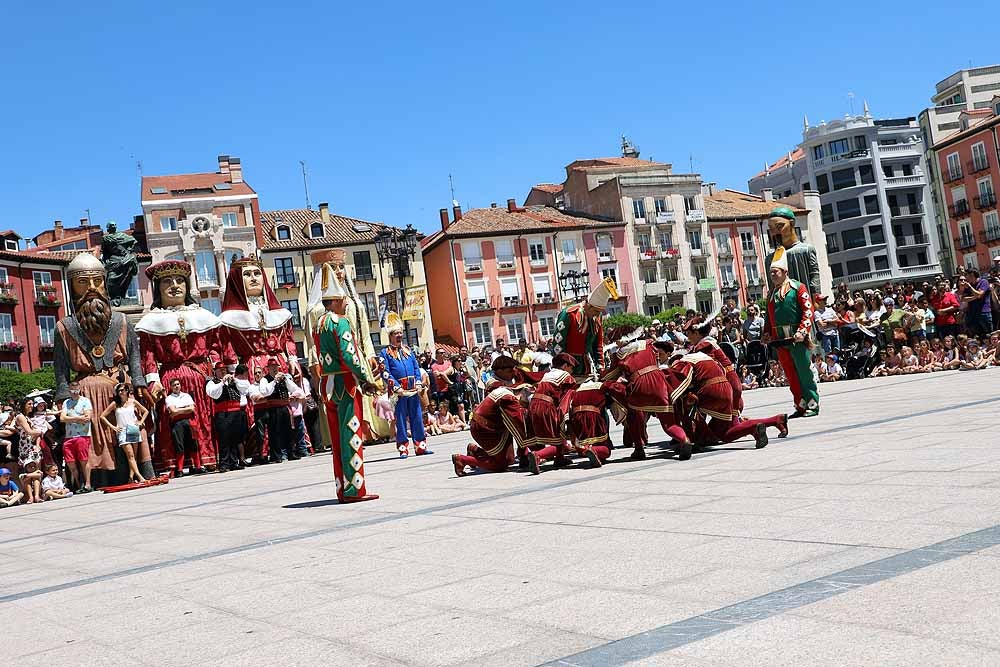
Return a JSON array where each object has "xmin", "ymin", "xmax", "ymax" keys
[
  {"xmin": 771, "ymin": 246, "xmax": 789, "ymax": 273},
  {"xmin": 587, "ymin": 277, "xmax": 619, "ymax": 310}
]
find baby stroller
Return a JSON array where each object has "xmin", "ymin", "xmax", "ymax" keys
[
  {"xmin": 745, "ymin": 340, "xmax": 770, "ymax": 387},
  {"xmin": 839, "ymin": 323, "xmax": 880, "ymax": 379}
]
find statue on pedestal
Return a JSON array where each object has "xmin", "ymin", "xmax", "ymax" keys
[{"xmin": 100, "ymin": 222, "xmax": 139, "ymax": 306}]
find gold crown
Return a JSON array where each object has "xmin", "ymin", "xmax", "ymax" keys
[
  {"xmin": 145, "ymin": 260, "xmax": 192, "ymax": 282},
  {"xmin": 231, "ymin": 256, "xmax": 263, "ymax": 270}
]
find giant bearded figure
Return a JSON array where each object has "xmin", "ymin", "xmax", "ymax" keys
[
  {"xmin": 551, "ymin": 277, "xmax": 618, "ymax": 380},
  {"xmin": 219, "ymin": 256, "xmax": 299, "ymax": 377},
  {"xmin": 53, "ymin": 253, "xmax": 153, "ymax": 485},
  {"xmin": 136, "ymin": 260, "xmax": 225, "ymax": 472}
]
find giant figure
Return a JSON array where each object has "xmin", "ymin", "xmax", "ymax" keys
[
  {"xmin": 551, "ymin": 277, "xmax": 618, "ymax": 380},
  {"xmin": 763, "ymin": 206, "xmax": 820, "ymax": 298},
  {"xmin": 136, "ymin": 260, "xmax": 225, "ymax": 473},
  {"xmin": 53, "ymin": 253, "xmax": 153, "ymax": 485}
]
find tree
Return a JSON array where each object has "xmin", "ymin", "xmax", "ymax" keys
[
  {"xmin": 652, "ymin": 306, "xmax": 688, "ymax": 322},
  {"xmin": 0, "ymin": 366, "xmax": 56, "ymax": 404},
  {"xmin": 603, "ymin": 312, "xmax": 652, "ymax": 330}
]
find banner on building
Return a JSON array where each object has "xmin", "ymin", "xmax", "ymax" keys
[{"xmin": 401, "ymin": 285, "xmax": 427, "ymax": 320}]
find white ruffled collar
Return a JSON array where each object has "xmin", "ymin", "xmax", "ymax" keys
[
  {"xmin": 136, "ymin": 306, "xmax": 222, "ymax": 335},
  {"xmin": 220, "ymin": 303, "xmax": 293, "ymax": 331}
]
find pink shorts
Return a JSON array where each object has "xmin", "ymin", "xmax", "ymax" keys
[{"xmin": 63, "ymin": 436, "xmax": 92, "ymax": 464}]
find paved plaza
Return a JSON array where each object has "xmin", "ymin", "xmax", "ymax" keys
[{"xmin": 5, "ymin": 369, "xmax": 1000, "ymax": 666}]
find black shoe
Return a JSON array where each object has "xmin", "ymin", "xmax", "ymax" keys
[
  {"xmin": 527, "ymin": 452, "xmax": 542, "ymax": 476},
  {"xmin": 585, "ymin": 450, "xmax": 603, "ymax": 468},
  {"xmin": 189, "ymin": 467, "xmax": 205, "ymax": 476},
  {"xmin": 174, "ymin": 469, "xmax": 184, "ymax": 478},
  {"xmin": 675, "ymin": 440, "xmax": 693, "ymax": 461},
  {"xmin": 236, "ymin": 461, "xmax": 246, "ymax": 470},
  {"xmin": 754, "ymin": 423, "xmax": 769, "ymax": 449},
  {"xmin": 287, "ymin": 453, "xmax": 302, "ymax": 461},
  {"xmin": 217, "ymin": 467, "xmax": 230, "ymax": 473}
]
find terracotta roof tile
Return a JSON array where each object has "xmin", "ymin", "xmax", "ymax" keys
[
  {"xmin": 568, "ymin": 157, "xmax": 667, "ymax": 171},
  {"xmin": 934, "ymin": 109, "xmax": 1000, "ymax": 148},
  {"xmin": 422, "ymin": 206, "xmax": 620, "ymax": 249},
  {"xmin": 532, "ymin": 183, "xmax": 564, "ymax": 194},
  {"xmin": 259, "ymin": 208, "xmax": 411, "ymax": 251},
  {"xmin": 752, "ymin": 147, "xmax": 805, "ymax": 178},
  {"xmin": 704, "ymin": 189, "xmax": 806, "ymax": 220},
  {"xmin": 142, "ymin": 172, "xmax": 256, "ymax": 201}
]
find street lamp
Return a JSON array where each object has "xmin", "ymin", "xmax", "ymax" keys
[
  {"xmin": 559, "ymin": 269, "xmax": 590, "ymax": 301},
  {"xmin": 374, "ymin": 224, "xmax": 420, "ymax": 343}
]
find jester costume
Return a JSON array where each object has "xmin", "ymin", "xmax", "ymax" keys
[
  {"xmin": 316, "ymin": 310, "xmax": 376, "ymax": 502},
  {"xmin": 765, "ymin": 267, "xmax": 819, "ymax": 417},
  {"xmin": 764, "ymin": 206, "xmax": 821, "ymax": 298},
  {"xmin": 379, "ymin": 315, "xmax": 429, "ymax": 457}
]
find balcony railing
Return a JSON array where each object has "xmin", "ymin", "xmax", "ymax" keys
[
  {"xmin": 0, "ymin": 284, "xmax": 16, "ymax": 306},
  {"xmin": 877, "ymin": 142, "xmax": 921, "ymax": 156},
  {"xmin": 633, "ymin": 217, "xmax": 650, "ymax": 227},
  {"xmin": 468, "ymin": 300, "xmax": 493, "ymax": 312},
  {"xmin": 496, "ymin": 257, "xmax": 515, "ymax": 270},
  {"xmin": 502, "ymin": 296, "xmax": 525, "ymax": 308},
  {"xmin": 272, "ymin": 273, "xmax": 301, "ymax": 289},
  {"xmin": 890, "ymin": 207, "xmax": 923, "ymax": 218},
  {"xmin": 846, "ymin": 268, "xmax": 893, "ymax": 285},
  {"xmin": 898, "ymin": 264, "xmax": 940, "ymax": 276},
  {"xmin": 894, "ymin": 234, "xmax": 930, "ymax": 247},
  {"xmin": 643, "ymin": 282, "xmax": 666, "ymax": 297},
  {"xmin": 660, "ymin": 247, "xmax": 680, "ymax": 260},
  {"xmin": 685, "ymin": 210, "xmax": 706, "ymax": 223},
  {"xmin": 716, "ymin": 245, "xmax": 733, "ymax": 258},
  {"xmin": 949, "ymin": 200, "xmax": 970, "ymax": 218},
  {"xmin": 34, "ymin": 287, "xmax": 61, "ymax": 308},
  {"xmin": 720, "ymin": 280, "xmax": 740, "ymax": 291},
  {"xmin": 464, "ymin": 261, "xmax": 483, "ymax": 273},
  {"xmin": 666, "ymin": 279, "xmax": 689, "ymax": 294},
  {"xmin": 957, "ymin": 236, "xmax": 977, "ymax": 250},
  {"xmin": 829, "ymin": 148, "xmax": 871, "ymax": 163},
  {"xmin": 534, "ymin": 294, "xmax": 557, "ymax": 305},
  {"xmin": 638, "ymin": 249, "xmax": 658, "ymax": 262},
  {"xmin": 975, "ymin": 193, "xmax": 997, "ymax": 210},
  {"xmin": 885, "ymin": 175, "xmax": 927, "ymax": 188},
  {"xmin": 741, "ymin": 245, "xmax": 757, "ymax": 257},
  {"xmin": 597, "ymin": 252, "xmax": 614, "ymax": 262},
  {"xmin": 969, "ymin": 158, "xmax": 990, "ymax": 175},
  {"xmin": 944, "ymin": 168, "xmax": 964, "ymax": 184},
  {"xmin": 655, "ymin": 211, "xmax": 675, "ymax": 224},
  {"xmin": 980, "ymin": 228, "xmax": 1000, "ymax": 244}
]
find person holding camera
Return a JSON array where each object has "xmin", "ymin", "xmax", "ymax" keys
[{"xmin": 206, "ymin": 362, "xmax": 256, "ymax": 473}]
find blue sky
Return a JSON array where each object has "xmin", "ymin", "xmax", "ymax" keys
[{"xmin": 1, "ymin": 0, "xmax": 994, "ymax": 239}]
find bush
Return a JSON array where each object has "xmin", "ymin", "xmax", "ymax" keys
[
  {"xmin": 652, "ymin": 306, "xmax": 688, "ymax": 323},
  {"xmin": 0, "ymin": 367, "xmax": 56, "ymax": 403},
  {"xmin": 603, "ymin": 312, "xmax": 652, "ymax": 330}
]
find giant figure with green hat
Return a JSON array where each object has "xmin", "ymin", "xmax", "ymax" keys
[
  {"xmin": 764, "ymin": 246, "xmax": 819, "ymax": 418},
  {"xmin": 764, "ymin": 206, "xmax": 820, "ymax": 298}
]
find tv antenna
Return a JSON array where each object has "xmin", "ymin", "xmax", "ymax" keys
[
  {"xmin": 300, "ymin": 160, "xmax": 311, "ymax": 210},
  {"xmin": 848, "ymin": 91, "xmax": 855, "ymax": 115},
  {"xmin": 449, "ymin": 174, "xmax": 458, "ymax": 206}
]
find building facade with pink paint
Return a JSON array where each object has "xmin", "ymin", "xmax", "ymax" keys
[{"xmin": 421, "ymin": 200, "xmax": 632, "ymax": 348}]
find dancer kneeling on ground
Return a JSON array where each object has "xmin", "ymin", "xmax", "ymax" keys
[
  {"xmin": 526, "ymin": 353, "xmax": 578, "ymax": 474},
  {"xmin": 567, "ymin": 378, "xmax": 629, "ymax": 468},
  {"xmin": 452, "ymin": 367, "xmax": 532, "ymax": 477}
]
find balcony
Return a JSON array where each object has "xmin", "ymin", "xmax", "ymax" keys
[
  {"xmin": 464, "ymin": 261, "xmax": 483, "ymax": 273},
  {"xmin": 660, "ymin": 247, "xmax": 680, "ymax": 260},
  {"xmin": 981, "ymin": 228, "xmax": 1000, "ymax": 244},
  {"xmin": 271, "ymin": 273, "xmax": 301, "ymax": 289},
  {"xmin": 957, "ymin": 235, "xmax": 977, "ymax": 250},
  {"xmin": 467, "ymin": 300, "xmax": 494, "ymax": 313},
  {"xmin": 501, "ymin": 296, "xmax": 526, "ymax": 309},
  {"xmin": 644, "ymin": 282, "xmax": 666, "ymax": 297},
  {"xmin": 885, "ymin": 175, "xmax": 927, "ymax": 188},
  {"xmin": 597, "ymin": 252, "xmax": 615, "ymax": 263},
  {"xmin": 949, "ymin": 200, "xmax": 971, "ymax": 219},
  {"xmin": 740, "ymin": 245, "xmax": 757, "ymax": 257},
  {"xmin": 534, "ymin": 294, "xmax": 557, "ymax": 306},
  {"xmin": 666, "ymin": 279, "xmax": 690, "ymax": 294},
  {"xmin": 696, "ymin": 277, "xmax": 716, "ymax": 292},
  {"xmin": 943, "ymin": 168, "xmax": 964, "ymax": 184},
  {"xmin": 638, "ymin": 249, "xmax": 658, "ymax": 263},
  {"xmin": 689, "ymin": 247, "xmax": 704, "ymax": 258},
  {"xmin": 745, "ymin": 277, "xmax": 764, "ymax": 288},
  {"xmin": 846, "ymin": 268, "xmax": 893, "ymax": 285},
  {"xmin": 34, "ymin": 287, "xmax": 61, "ymax": 308},
  {"xmin": 656, "ymin": 211, "xmax": 675, "ymax": 224},
  {"xmin": 716, "ymin": 245, "xmax": 733, "ymax": 258},
  {"xmin": 969, "ymin": 158, "xmax": 990, "ymax": 175},
  {"xmin": 496, "ymin": 257, "xmax": 516, "ymax": 270},
  {"xmin": 0, "ymin": 284, "xmax": 17, "ymax": 306},
  {"xmin": 633, "ymin": 217, "xmax": 650, "ymax": 228},
  {"xmin": 975, "ymin": 193, "xmax": 997, "ymax": 210},
  {"xmin": 894, "ymin": 234, "xmax": 930, "ymax": 248},
  {"xmin": 829, "ymin": 148, "xmax": 871, "ymax": 164},
  {"xmin": 720, "ymin": 279, "xmax": 740, "ymax": 292},
  {"xmin": 898, "ymin": 263, "xmax": 941, "ymax": 277},
  {"xmin": 877, "ymin": 142, "xmax": 921, "ymax": 158},
  {"xmin": 890, "ymin": 207, "xmax": 923, "ymax": 219},
  {"xmin": 685, "ymin": 210, "xmax": 706, "ymax": 224}
]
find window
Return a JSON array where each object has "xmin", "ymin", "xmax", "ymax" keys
[
  {"xmin": 830, "ymin": 263, "xmax": 844, "ymax": 278},
  {"xmin": 643, "ymin": 267, "xmax": 657, "ymax": 283},
  {"xmin": 405, "ymin": 327, "xmax": 419, "ymax": 349},
  {"xmin": 854, "ymin": 135, "xmax": 867, "ymax": 151},
  {"xmin": 461, "ymin": 241, "xmax": 483, "ymax": 270},
  {"xmin": 0, "ymin": 362, "xmax": 19, "ymax": 372},
  {"xmin": 873, "ymin": 255, "xmax": 889, "ymax": 271},
  {"xmin": 359, "ymin": 292, "xmax": 377, "ymax": 319},
  {"xmin": 972, "ymin": 142, "xmax": 989, "ymax": 172},
  {"xmin": 528, "ymin": 239, "xmax": 545, "ymax": 264},
  {"xmin": 661, "ymin": 265, "xmax": 678, "ymax": 281},
  {"xmin": 917, "ymin": 250, "xmax": 928, "ymax": 265},
  {"xmin": 812, "ymin": 145, "xmax": 825, "ymax": 160},
  {"xmin": 859, "ymin": 164, "xmax": 875, "ymax": 184},
  {"xmin": 495, "ymin": 240, "xmax": 514, "ymax": 267},
  {"xmin": 864, "ymin": 195, "xmax": 880, "ymax": 215},
  {"xmin": 654, "ymin": 198, "xmax": 669, "ymax": 213},
  {"xmin": 195, "ymin": 250, "xmax": 218, "ymax": 286},
  {"xmin": 816, "ymin": 174, "xmax": 830, "ymax": 194},
  {"xmin": 688, "ymin": 230, "xmax": 702, "ymax": 250},
  {"xmin": 826, "ymin": 233, "xmax": 840, "ymax": 253},
  {"xmin": 160, "ymin": 216, "xmax": 177, "ymax": 232},
  {"xmin": 637, "ymin": 232, "xmax": 652, "ymax": 253},
  {"xmin": 632, "ymin": 199, "xmax": 646, "ymax": 220},
  {"xmin": 744, "ymin": 262, "xmax": 760, "ymax": 283},
  {"xmin": 561, "ymin": 238, "xmax": 578, "ymax": 261},
  {"xmin": 500, "ymin": 277, "xmax": 520, "ymax": 306},
  {"xmin": 597, "ymin": 235, "xmax": 613, "ymax": 260},
  {"xmin": 846, "ymin": 258, "xmax": 870, "ymax": 276},
  {"xmin": 274, "ymin": 257, "xmax": 295, "ymax": 286},
  {"xmin": 985, "ymin": 211, "xmax": 1000, "ymax": 236},
  {"xmin": 224, "ymin": 249, "xmax": 245, "ymax": 273},
  {"xmin": 835, "ymin": 198, "xmax": 862, "ymax": 220},
  {"xmin": 201, "ymin": 298, "xmax": 222, "ymax": 316},
  {"xmin": 964, "ymin": 253, "xmax": 978, "ymax": 270},
  {"xmin": 539, "ymin": 316, "xmax": 556, "ymax": 338},
  {"xmin": 0, "ymin": 268, "xmax": 8, "ymax": 284},
  {"xmin": 978, "ymin": 178, "xmax": 995, "ymax": 200},
  {"xmin": 532, "ymin": 275, "xmax": 552, "ymax": 302},
  {"xmin": 697, "ymin": 298, "xmax": 713, "ymax": 314},
  {"xmin": 606, "ymin": 301, "xmax": 625, "ymax": 316},
  {"xmin": 946, "ymin": 153, "xmax": 962, "ymax": 180},
  {"xmin": 841, "ymin": 228, "xmax": 867, "ymax": 250},
  {"xmin": 310, "ymin": 222, "xmax": 324, "ymax": 238},
  {"xmin": 53, "ymin": 240, "xmax": 87, "ymax": 251},
  {"xmin": 658, "ymin": 232, "xmax": 673, "ymax": 250},
  {"xmin": 222, "ymin": 212, "xmax": 238, "ymax": 228},
  {"xmin": 902, "ymin": 164, "xmax": 913, "ymax": 177},
  {"xmin": 473, "ymin": 321, "xmax": 492, "ymax": 346},
  {"xmin": 684, "ymin": 196, "xmax": 698, "ymax": 212},
  {"xmin": 821, "ymin": 204, "xmax": 835, "ymax": 224},
  {"xmin": 831, "ymin": 168, "xmax": 856, "ymax": 190},
  {"xmin": 693, "ymin": 263, "xmax": 707, "ymax": 280},
  {"xmin": 370, "ymin": 332, "xmax": 382, "ymax": 349},
  {"xmin": 739, "ymin": 231, "xmax": 755, "ymax": 253},
  {"xmin": 467, "ymin": 281, "xmax": 488, "ymax": 309},
  {"xmin": 882, "ymin": 164, "xmax": 894, "ymax": 179},
  {"xmin": 802, "ymin": 181, "xmax": 811, "ymax": 190},
  {"xmin": 829, "ymin": 138, "xmax": 850, "ymax": 155},
  {"xmin": 353, "ymin": 251, "xmax": 374, "ymax": 281},
  {"xmin": 959, "ymin": 221, "xmax": 975, "ymax": 246},
  {"xmin": 897, "ymin": 254, "xmax": 910, "ymax": 268},
  {"xmin": 719, "ymin": 262, "xmax": 735, "ymax": 284},
  {"xmin": 869, "ymin": 225, "xmax": 885, "ymax": 245},
  {"xmin": 38, "ymin": 316, "xmax": 56, "ymax": 346},
  {"xmin": 280, "ymin": 299, "xmax": 301, "ymax": 327},
  {"xmin": 601, "ymin": 267, "xmax": 618, "ymax": 285},
  {"xmin": 273, "ymin": 225, "xmax": 290, "ymax": 241},
  {"xmin": 32, "ymin": 271, "xmax": 52, "ymax": 297},
  {"xmin": 714, "ymin": 233, "xmax": 730, "ymax": 254},
  {"xmin": 506, "ymin": 317, "xmax": 526, "ymax": 342}
]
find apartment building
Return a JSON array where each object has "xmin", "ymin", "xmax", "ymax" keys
[
  {"xmin": 138, "ymin": 155, "xmax": 261, "ymax": 314},
  {"xmin": 933, "ymin": 99, "xmax": 1000, "ymax": 270},
  {"xmin": 919, "ymin": 66, "xmax": 1000, "ymax": 276},
  {"xmin": 0, "ymin": 248, "xmax": 69, "ymax": 372},
  {"xmin": 259, "ymin": 203, "xmax": 433, "ymax": 358},
  {"xmin": 750, "ymin": 107, "xmax": 942, "ymax": 288},
  {"xmin": 421, "ymin": 201, "xmax": 631, "ymax": 347}
]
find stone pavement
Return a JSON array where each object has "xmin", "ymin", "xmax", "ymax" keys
[{"xmin": 5, "ymin": 369, "xmax": 1000, "ymax": 666}]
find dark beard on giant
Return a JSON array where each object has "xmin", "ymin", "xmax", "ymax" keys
[{"xmin": 75, "ymin": 290, "xmax": 112, "ymax": 343}]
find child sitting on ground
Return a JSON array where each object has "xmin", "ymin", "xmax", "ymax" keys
[
  {"xmin": 435, "ymin": 401, "xmax": 466, "ymax": 433},
  {"xmin": 0, "ymin": 467, "xmax": 22, "ymax": 507},
  {"xmin": 41, "ymin": 463, "xmax": 72, "ymax": 501},
  {"xmin": 19, "ymin": 460, "xmax": 42, "ymax": 504},
  {"xmin": 960, "ymin": 338, "xmax": 988, "ymax": 370},
  {"xmin": 899, "ymin": 346, "xmax": 920, "ymax": 374},
  {"xmin": 739, "ymin": 365, "xmax": 757, "ymax": 391},
  {"xmin": 820, "ymin": 354, "xmax": 845, "ymax": 382},
  {"xmin": 425, "ymin": 401, "xmax": 441, "ymax": 436}
]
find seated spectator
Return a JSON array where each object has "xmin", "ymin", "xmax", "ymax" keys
[
  {"xmin": 985, "ymin": 332, "xmax": 1000, "ymax": 365},
  {"xmin": 19, "ymin": 460, "xmax": 42, "ymax": 504},
  {"xmin": 435, "ymin": 402, "xmax": 466, "ymax": 433},
  {"xmin": 960, "ymin": 338, "xmax": 988, "ymax": 370},
  {"xmin": 0, "ymin": 468, "xmax": 22, "ymax": 507},
  {"xmin": 41, "ymin": 463, "xmax": 72, "ymax": 501},
  {"xmin": 870, "ymin": 349, "xmax": 889, "ymax": 377},
  {"xmin": 769, "ymin": 360, "xmax": 786, "ymax": 386},
  {"xmin": 820, "ymin": 354, "xmax": 845, "ymax": 382},
  {"xmin": 899, "ymin": 346, "xmax": 920, "ymax": 374},
  {"xmin": 916, "ymin": 339, "xmax": 937, "ymax": 372},
  {"xmin": 739, "ymin": 365, "xmax": 757, "ymax": 391},
  {"xmin": 811, "ymin": 353, "xmax": 823, "ymax": 385},
  {"xmin": 425, "ymin": 402, "xmax": 441, "ymax": 436},
  {"xmin": 940, "ymin": 335, "xmax": 961, "ymax": 370}
]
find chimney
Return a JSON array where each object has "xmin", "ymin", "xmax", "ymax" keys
[
  {"xmin": 218, "ymin": 154, "xmax": 231, "ymax": 175},
  {"xmin": 229, "ymin": 156, "xmax": 243, "ymax": 184},
  {"xmin": 490, "ymin": 202, "xmax": 497, "ymax": 208},
  {"xmin": 761, "ymin": 188, "xmax": 773, "ymax": 202},
  {"xmin": 79, "ymin": 217, "xmax": 88, "ymax": 227},
  {"xmin": 133, "ymin": 214, "xmax": 145, "ymax": 235},
  {"xmin": 506, "ymin": 198, "xmax": 517, "ymax": 212},
  {"xmin": 439, "ymin": 208, "xmax": 450, "ymax": 231},
  {"xmin": 319, "ymin": 202, "xmax": 330, "ymax": 223},
  {"xmin": 54, "ymin": 220, "xmax": 64, "ymax": 240},
  {"xmin": 452, "ymin": 204, "xmax": 462, "ymax": 221}
]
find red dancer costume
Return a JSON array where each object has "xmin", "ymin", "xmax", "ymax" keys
[
  {"xmin": 567, "ymin": 379, "xmax": 629, "ymax": 467},
  {"xmin": 136, "ymin": 261, "xmax": 225, "ymax": 473},
  {"xmin": 452, "ymin": 384, "xmax": 530, "ymax": 476},
  {"xmin": 684, "ymin": 316, "xmax": 742, "ymax": 418},
  {"xmin": 666, "ymin": 352, "xmax": 786, "ymax": 447},
  {"xmin": 526, "ymin": 354, "xmax": 577, "ymax": 474},
  {"xmin": 604, "ymin": 339, "xmax": 693, "ymax": 460}
]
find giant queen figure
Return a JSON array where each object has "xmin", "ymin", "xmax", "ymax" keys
[
  {"xmin": 53, "ymin": 253, "xmax": 154, "ymax": 485},
  {"xmin": 135, "ymin": 260, "xmax": 225, "ymax": 473}
]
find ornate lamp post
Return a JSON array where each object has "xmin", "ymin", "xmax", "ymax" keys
[
  {"xmin": 559, "ymin": 269, "xmax": 590, "ymax": 302},
  {"xmin": 374, "ymin": 224, "xmax": 419, "ymax": 343}
]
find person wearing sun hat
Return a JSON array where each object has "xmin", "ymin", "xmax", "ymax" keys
[
  {"xmin": 763, "ymin": 246, "xmax": 819, "ymax": 417},
  {"xmin": 764, "ymin": 205, "xmax": 820, "ymax": 298}
]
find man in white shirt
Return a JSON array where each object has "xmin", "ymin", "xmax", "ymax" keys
[
  {"xmin": 813, "ymin": 294, "xmax": 841, "ymax": 354},
  {"xmin": 257, "ymin": 358, "xmax": 301, "ymax": 462},
  {"xmin": 206, "ymin": 362, "xmax": 257, "ymax": 472},
  {"xmin": 60, "ymin": 381, "xmax": 94, "ymax": 492},
  {"xmin": 164, "ymin": 379, "xmax": 199, "ymax": 476}
]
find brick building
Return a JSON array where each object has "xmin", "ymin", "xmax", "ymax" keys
[{"xmin": 0, "ymin": 248, "xmax": 69, "ymax": 372}]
